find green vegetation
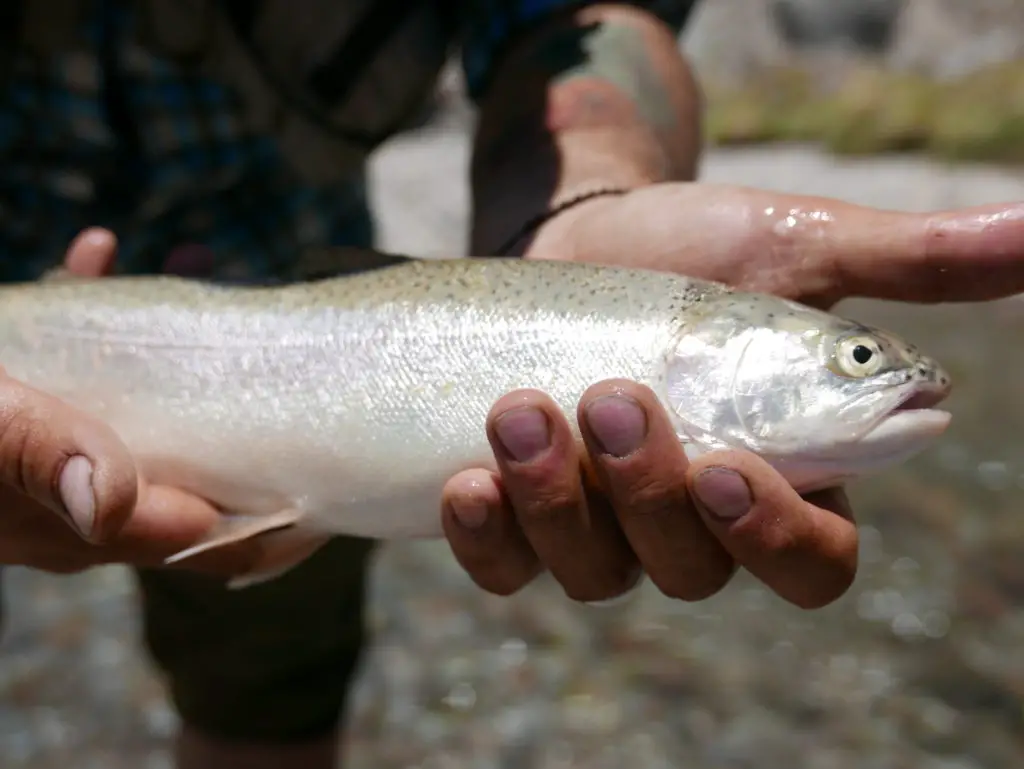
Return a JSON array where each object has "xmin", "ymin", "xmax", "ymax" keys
[{"xmin": 703, "ymin": 60, "xmax": 1024, "ymax": 163}]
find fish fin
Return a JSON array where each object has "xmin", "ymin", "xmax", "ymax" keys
[
  {"xmin": 163, "ymin": 508, "xmax": 308, "ymax": 566},
  {"xmin": 225, "ymin": 527, "xmax": 332, "ymax": 590}
]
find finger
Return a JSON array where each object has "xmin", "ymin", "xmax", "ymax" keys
[
  {"xmin": 0, "ymin": 374, "xmax": 138, "ymax": 543},
  {"xmin": 729, "ymin": 192, "xmax": 1024, "ymax": 305},
  {"xmin": 578, "ymin": 380, "xmax": 736, "ymax": 601},
  {"xmin": 686, "ymin": 450, "xmax": 859, "ymax": 609},
  {"xmin": 621, "ymin": 185, "xmax": 1024, "ymax": 306},
  {"xmin": 487, "ymin": 390, "xmax": 640, "ymax": 603},
  {"xmin": 818, "ymin": 201, "xmax": 1024, "ymax": 306},
  {"xmin": 441, "ymin": 468, "xmax": 542, "ymax": 595},
  {"xmin": 64, "ymin": 227, "xmax": 119, "ymax": 277}
]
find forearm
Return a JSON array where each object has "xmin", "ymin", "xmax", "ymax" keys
[{"xmin": 470, "ymin": 3, "xmax": 702, "ymax": 255}]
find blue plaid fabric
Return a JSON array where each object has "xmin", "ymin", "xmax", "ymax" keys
[{"xmin": 0, "ymin": 0, "xmax": 693, "ymax": 283}]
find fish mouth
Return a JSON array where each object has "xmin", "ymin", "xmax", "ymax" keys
[
  {"xmin": 771, "ymin": 381, "xmax": 952, "ymax": 494},
  {"xmin": 805, "ymin": 379, "xmax": 952, "ymax": 464},
  {"xmin": 848, "ymin": 380, "xmax": 952, "ymax": 460},
  {"xmin": 891, "ymin": 385, "xmax": 950, "ymax": 412},
  {"xmin": 778, "ymin": 406, "xmax": 949, "ymax": 492},
  {"xmin": 858, "ymin": 407, "xmax": 951, "ymax": 451}
]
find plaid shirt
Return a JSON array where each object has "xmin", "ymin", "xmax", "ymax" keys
[{"xmin": 0, "ymin": 0, "xmax": 694, "ymax": 283}]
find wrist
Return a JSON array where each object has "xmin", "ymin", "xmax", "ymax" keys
[
  {"xmin": 471, "ymin": 127, "xmax": 666, "ymax": 257},
  {"xmin": 492, "ymin": 186, "xmax": 630, "ymax": 259},
  {"xmin": 468, "ymin": 3, "xmax": 702, "ymax": 256}
]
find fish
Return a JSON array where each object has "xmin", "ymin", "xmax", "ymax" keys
[{"xmin": 2, "ymin": 255, "xmax": 951, "ymax": 587}]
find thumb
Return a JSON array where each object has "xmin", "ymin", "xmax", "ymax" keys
[
  {"xmin": 685, "ymin": 450, "xmax": 859, "ymax": 609},
  {"xmin": 64, "ymin": 227, "xmax": 119, "ymax": 278},
  {"xmin": 0, "ymin": 371, "xmax": 139, "ymax": 543}
]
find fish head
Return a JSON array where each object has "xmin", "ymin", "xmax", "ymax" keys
[{"xmin": 664, "ymin": 292, "xmax": 951, "ymax": 492}]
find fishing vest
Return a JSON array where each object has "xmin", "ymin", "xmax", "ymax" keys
[{"xmin": 3, "ymin": 0, "xmax": 461, "ymax": 183}]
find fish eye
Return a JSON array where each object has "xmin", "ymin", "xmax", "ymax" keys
[{"xmin": 833, "ymin": 335, "xmax": 884, "ymax": 378}]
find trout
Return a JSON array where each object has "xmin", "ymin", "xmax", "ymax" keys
[{"xmin": 3, "ymin": 256, "xmax": 951, "ymax": 586}]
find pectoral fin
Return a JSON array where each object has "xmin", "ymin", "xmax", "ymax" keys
[
  {"xmin": 163, "ymin": 508, "xmax": 330, "ymax": 590},
  {"xmin": 163, "ymin": 508, "xmax": 308, "ymax": 565},
  {"xmin": 225, "ymin": 527, "xmax": 332, "ymax": 590}
]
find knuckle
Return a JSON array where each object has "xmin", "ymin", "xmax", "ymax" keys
[
  {"xmin": 514, "ymin": 486, "xmax": 582, "ymax": 527},
  {"xmin": 735, "ymin": 512, "xmax": 802, "ymax": 555},
  {"xmin": 0, "ymin": 407, "xmax": 54, "ymax": 499},
  {"xmin": 612, "ymin": 469, "xmax": 689, "ymax": 519}
]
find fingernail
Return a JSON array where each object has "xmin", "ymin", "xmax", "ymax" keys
[
  {"xmin": 585, "ymin": 394, "xmax": 647, "ymax": 458},
  {"xmin": 494, "ymin": 407, "xmax": 550, "ymax": 462},
  {"xmin": 450, "ymin": 498, "xmax": 488, "ymax": 530},
  {"xmin": 83, "ymin": 228, "xmax": 112, "ymax": 247},
  {"xmin": 692, "ymin": 467, "xmax": 752, "ymax": 519},
  {"xmin": 58, "ymin": 455, "xmax": 96, "ymax": 539}
]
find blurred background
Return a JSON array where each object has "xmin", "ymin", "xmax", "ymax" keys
[{"xmin": 2, "ymin": 1, "xmax": 1024, "ymax": 767}]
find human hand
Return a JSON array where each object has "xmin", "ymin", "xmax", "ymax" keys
[
  {"xmin": 519, "ymin": 183, "xmax": 1024, "ymax": 308},
  {"xmin": 442, "ymin": 379, "xmax": 854, "ymax": 609},
  {"xmin": 443, "ymin": 188, "xmax": 1024, "ymax": 609},
  {"xmin": 0, "ymin": 229, "xmax": 258, "ymax": 577}
]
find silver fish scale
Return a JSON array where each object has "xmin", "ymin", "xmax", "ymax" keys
[{"xmin": 0, "ymin": 258, "xmax": 729, "ymax": 538}]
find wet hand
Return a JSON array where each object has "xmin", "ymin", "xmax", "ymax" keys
[{"xmin": 442, "ymin": 380, "xmax": 857, "ymax": 609}]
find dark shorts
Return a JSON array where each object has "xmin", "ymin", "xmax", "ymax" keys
[{"xmin": 135, "ymin": 535, "xmax": 378, "ymax": 743}]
